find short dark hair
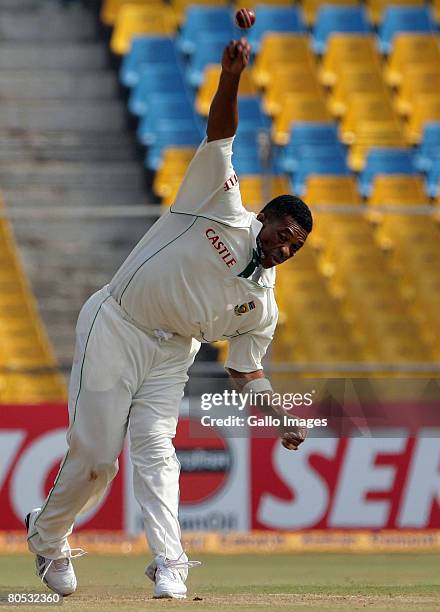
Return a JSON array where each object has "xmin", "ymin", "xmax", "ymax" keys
[{"xmin": 261, "ymin": 194, "xmax": 313, "ymax": 233}]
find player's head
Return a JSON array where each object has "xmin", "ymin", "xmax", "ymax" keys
[{"xmin": 256, "ymin": 194, "xmax": 312, "ymax": 268}]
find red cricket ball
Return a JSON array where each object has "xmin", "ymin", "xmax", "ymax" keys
[{"xmin": 235, "ymin": 8, "xmax": 256, "ymax": 29}]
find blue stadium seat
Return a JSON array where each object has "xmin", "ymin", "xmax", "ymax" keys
[
  {"xmin": 426, "ymin": 154, "xmax": 440, "ymax": 197},
  {"xmin": 237, "ymin": 97, "xmax": 270, "ymax": 132},
  {"xmin": 359, "ymin": 148, "xmax": 416, "ymax": 196},
  {"xmin": 415, "ymin": 122, "xmax": 440, "ymax": 172},
  {"xmin": 247, "ymin": 6, "xmax": 306, "ymax": 53},
  {"xmin": 128, "ymin": 65, "xmax": 188, "ymax": 117},
  {"xmin": 120, "ymin": 36, "xmax": 179, "ymax": 88},
  {"xmin": 292, "ymin": 149, "xmax": 350, "ymax": 194},
  {"xmin": 313, "ymin": 6, "xmax": 373, "ymax": 54},
  {"xmin": 177, "ymin": 6, "xmax": 233, "ymax": 55},
  {"xmin": 233, "ymin": 151, "xmax": 264, "ymax": 175},
  {"xmin": 186, "ymin": 34, "xmax": 229, "ymax": 87},
  {"xmin": 379, "ymin": 7, "xmax": 437, "ymax": 54},
  {"xmin": 137, "ymin": 98, "xmax": 198, "ymax": 146},
  {"xmin": 145, "ymin": 124, "xmax": 204, "ymax": 170},
  {"xmin": 279, "ymin": 122, "xmax": 340, "ymax": 173}
]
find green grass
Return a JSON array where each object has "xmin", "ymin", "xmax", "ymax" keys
[{"xmin": 1, "ymin": 553, "xmax": 440, "ymax": 611}]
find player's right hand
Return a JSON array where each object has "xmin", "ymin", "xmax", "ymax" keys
[
  {"xmin": 222, "ymin": 38, "xmax": 251, "ymax": 75},
  {"xmin": 279, "ymin": 416, "xmax": 307, "ymax": 451}
]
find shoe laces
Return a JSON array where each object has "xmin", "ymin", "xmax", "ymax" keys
[
  {"xmin": 37, "ymin": 548, "xmax": 86, "ymax": 582},
  {"xmin": 157, "ymin": 553, "xmax": 201, "ymax": 582}
]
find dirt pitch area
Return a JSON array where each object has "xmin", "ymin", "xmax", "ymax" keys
[{"xmin": 1, "ymin": 553, "xmax": 439, "ymax": 611}]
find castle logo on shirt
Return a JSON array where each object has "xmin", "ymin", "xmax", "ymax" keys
[
  {"xmin": 205, "ymin": 228, "xmax": 237, "ymax": 268},
  {"xmin": 224, "ymin": 173, "xmax": 238, "ymax": 192},
  {"xmin": 234, "ymin": 301, "xmax": 255, "ymax": 316}
]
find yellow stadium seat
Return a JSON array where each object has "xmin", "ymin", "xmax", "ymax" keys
[
  {"xmin": 340, "ymin": 94, "xmax": 399, "ymax": 145},
  {"xmin": 196, "ymin": 65, "xmax": 257, "ymax": 116},
  {"xmin": 366, "ymin": 0, "xmax": 425, "ymax": 25},
  {"xmin": 263, "ymin": 65, "xmax": 323, "ymax": 116},
  {"xmin": 303, "ymin": 176, "xmax": 362, "ymax": 205},
  {"xmin": 368, "ymin": 175, "xmax": 429, "ymax": 206},
  {"xmin": 101, "ymin": 0, "xmax": 165, "ymax": 26},
  {"xmin": 396, "ymin": 66, "xmax": 440, "ymax": 115},
  {"xmin": 320, "ymin": 34, "xmax": 381, "ymax": 86},
  {"xmin": 406, "ymin": 94, "xmax": 440, "ymax": 144},
  {"xmin": 385, "ymin": 33, "xmax": 440, "ymax": 86},
  {"xmin": 253, "ymin": 34, "xmax": 316, "ymax": 88},
  {"xmin": 239, "ymin": 175, "xmax": 291, "ymax": 211},
  {"xmin": 153, "ymin": 147, "xmax": 195, "ymax": 200},
  {"xmin": 301, "ymin": 0, "xmax": 360, "ymax": 26},
  {"xmin": 434, "ymin": 0, "xmax": 440, "ymax": 23},
  {"xmin": 329, "ymin": 67, "xmax": 390, "ymax": 117},
  {"xmin": 0, "ymin": 373, "xmax": 67, "ymax": 404},
  {"xmin": 111, "ymin": 5, "xmax": 175, "ymax": 55},
  {"xmin": 272, "ymin": 94, "xmax": 332, "ymax": 145},
  {"xmin": 348, "ymin": 122, "xmax": 407, "ymax": 171}
]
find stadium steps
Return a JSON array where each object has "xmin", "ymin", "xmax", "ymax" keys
[
  {"xmin": 0, "ymin": 0, "xmax": 153, "ymax": 369},
  {"xmin": 0, "ymin": 130, "xmax": 139, "ymax": 163}
]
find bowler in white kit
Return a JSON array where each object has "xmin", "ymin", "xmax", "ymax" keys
[{"xmin": 26, "ymin": 39, "xmax": 313, "ymax": 599}]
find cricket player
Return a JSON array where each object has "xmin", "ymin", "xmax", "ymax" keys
[{"xmin": 26, "ymin": 38, "xmax": 312, "ymax": 599}]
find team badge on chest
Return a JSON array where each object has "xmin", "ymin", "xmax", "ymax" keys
[{"xmin": 234, "ymin": 301, "xmax": 256, "ymax": 316}]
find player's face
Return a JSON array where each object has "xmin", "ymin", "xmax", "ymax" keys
[{"xmin": 256, "ymin": 213, "xmax": 308, "ymax": 268}]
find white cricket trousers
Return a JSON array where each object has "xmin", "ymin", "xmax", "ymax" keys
[{"xmin": 27, "ymin": 286, "xmax": 200, "ymax": 573}]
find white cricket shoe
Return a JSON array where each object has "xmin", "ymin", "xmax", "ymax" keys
[
  {"xmin": 25, "ymin": 508, "xmax": 85, "ymax": 596},
  {"xmin": 148, "ymin": 553, "xmax": 201, "ymax": 599}
]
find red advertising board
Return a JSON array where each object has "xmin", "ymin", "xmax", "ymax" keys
[{"xmin": 0, "ymin": 404, "xmax": 124, "ymax": 530}]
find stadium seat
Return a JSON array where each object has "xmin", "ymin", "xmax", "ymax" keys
[
  {"xmin": 368, "ymin": 175, "xmax": 429, "ymax": 205},
  {"xmin": 101, "ymin": 0, "xmax": 165, "ymax": 27},
  {"xmin": 155, "ymin": 148, "xmax": 196, "ymax": 206},
  {"xmin": 128, "ymin": 65, "xmax": 188, "ymax": 117},
  {"xmin": 359, "ymin": 148, "xmax": 416, "ymax": 197},
  {"xmin": 253, "ymin": 34, "xmax": 315, "ymax": 88},
  {"xmin": 111, "ymin": 5, "xmax": 176, "ymax": 55},
  {"xmin": 137, "ymin": 98, "xmax": 198, "ymax": 145},
  {"xmin": 303, "ymin": 175, "xmax": 362, "ymax": 205},
  {"xmin": 186, "ymin": 34, "xmax": 231, "ymax": 88},
  {"xmin": 292, "ymin": 148, "xmax": 350, "ymax": 195},
  {"xmin": 145, "ymin": 125, "xmax": 204, "ymax": 170},
  {"xmin": 301, "ymin": 0, "xmax": 359, "ymax": 26},
  {"xmin": 313, "ymin": 6, "xmax": 373, "ymax": 54},
  {"xmin": 0, "ymin": 373, "xmax": 67, "ymax": 404},
  {"xmin": 263, "ymin": 65, "xmax": 323, "ymax": 116},
  {"xmin": 434, "ymin": 0, "xmax": 440, "ymax": 23},
  {"xmin": 385, "ymin": 33, "xmax": 440, "ymax": 86},
  {"xmin": 246, "ymin": 6, "xmax": 306, "ymax": 53},
  {"xmin": 348, "ymin": 122, "xmax": 407, "ymax": 171},
  {"xmin": 379, "ymin": 7, "xmax": 437, "ymax": 54},
  {"xmin": 172, "ymin": 0, "xmax": 229, "ymax": 26},
  {"xmin": 238, "ymin": 175, "xmax": 291, "ymax": 210},
  {"xmin": 272, "ymin": 94, "xmax": 332, "ymax": 145},
  {"xmin": 406, "ymin": 94, "xmax": 440, "ymax": 144},
  {"xmin": 415, "ymin": 122, "xmax": 440, "ymax": 171},
  {"xmin": 329, "ymin": 67, "xmax": 390, "ymax": 117},
  {"xmin": 340, "ymin": 94, "xmax": 399, "ymax": 145},
  {"xmin": 233, "ymin": 150, "xmax": 264, "ymax": 175},
  {"xmin": 196, "ymin": 64, "xmax": 257, "ymax": 115},
  {"xmin": 426, "ymin": 155, "xmax": 440, "ymax": 197},
  {"xmin": 278, "ymin": 122, "xmax": 340, "ymax": 173},
  {"xmin": 120, "ymin": 36, "xmax": 178, "ymax": 88},
  {"xmin": 396, "ymin": 66, "xmax": 440, "ymax": 116},
  {"xmin": 366, "ymin": 0, "xmax": 426, "ymax": 26},
  {"xmin": 177, "ymin": 6, "xmax": 233, "ymax": 55},
  {"xmin": 320, "ymin": 34, "xmax": 381, "ymax": 86},
  {"xmin": 235, "ymin": 97, "xmax": 269, "ymax": 132}
]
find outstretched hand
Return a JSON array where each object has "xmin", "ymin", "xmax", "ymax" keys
[{"xmin": 222, "ymin": 38, "xmax": 251, "ymax": 76}]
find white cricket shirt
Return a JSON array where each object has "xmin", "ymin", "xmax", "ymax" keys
[{"xmin": 109, "ymin": 136, "xmax": 278, "ymax": 372}]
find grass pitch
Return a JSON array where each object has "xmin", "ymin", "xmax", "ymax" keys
[{"xmin": 1, "ymin": 553, "xmax": 440, "ymax": 611}]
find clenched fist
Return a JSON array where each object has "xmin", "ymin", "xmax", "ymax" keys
[{"xmin": 222, "ymin": 38, "xmax": 251, "ymax": 76}]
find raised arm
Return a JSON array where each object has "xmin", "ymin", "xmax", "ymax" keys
[{"xmin": 207, "ymin": 38, "xmax": 251, "ymax": 142}]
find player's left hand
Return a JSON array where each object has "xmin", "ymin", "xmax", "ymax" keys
[
  {"xmin": 280, "ymin": 420, "xmax": 307, "ymax": 451},
  {"xmin": 222, "ymin": 38, "xmax": 251, "ymax": 75}
]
